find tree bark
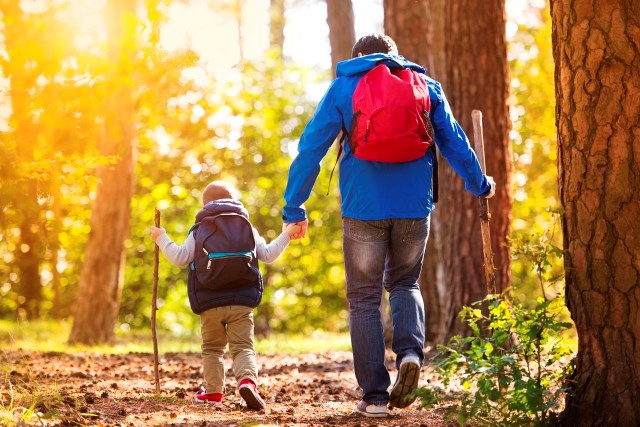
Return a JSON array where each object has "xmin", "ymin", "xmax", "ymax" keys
[
  {"xmin": 385, "ymin": 0, "xmax": 512, "ymax": 343},
  {"xmin": 385, "ymin": 0, "xmax": 446, "ymax": 345},
  {"xmin": 69, "ymin": 0, "xmax": 137, "ymax": 345},
  {"xmin": 550, "ymin": 0, "xmax": 640, "ymax": 425},
  {"xmin": 326, "ymin": 0, "xmax": 355, "ymax": 77}
]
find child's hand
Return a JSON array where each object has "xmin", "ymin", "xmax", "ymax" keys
[
  {"xmin": 150, "ymin": 226, "xmax": 166, "ymax": 242},
  {"xmin": 284, "ymin": 223, "xmax": 302, "ymax": 239}
]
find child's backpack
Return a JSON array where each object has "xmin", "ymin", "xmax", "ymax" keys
[
  {"xmin": 187, "ymin": 211, "xmax": 262, "ymax": 314},
  {"xmin": 348, "ymin": 62, "xmax": 435, "ymax": 162}
]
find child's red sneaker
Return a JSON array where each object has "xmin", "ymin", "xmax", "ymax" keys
[
  {"xmin": 194, "ymin": 389, "xmax": 223, "ymax": 406},
  {"xmin": 238, "ymin": 379, "xmax": 265, "ymax": 410}
]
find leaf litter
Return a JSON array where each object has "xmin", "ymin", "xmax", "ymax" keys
[{"xmin": 2, "ymin": 350, "xmax": 454, "ymax": 426}]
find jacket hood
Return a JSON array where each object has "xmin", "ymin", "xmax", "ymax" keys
[
  {"xmin": 335, "ymin": 53, "xmax": 426, "ymax": 77},
  {"xmin": 196, "ymin": 199, "xmax": 249, "ymax": 222}
]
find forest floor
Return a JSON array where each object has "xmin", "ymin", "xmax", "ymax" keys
[{"xmin": 2, "ymin": 349, "xmax": 455, "ymax": 427}]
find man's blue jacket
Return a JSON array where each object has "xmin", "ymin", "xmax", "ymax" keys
[{"xmin": 283, "ymin": 53, "xmax": 491, "ymax": 223}]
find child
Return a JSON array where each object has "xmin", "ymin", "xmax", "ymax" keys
[{"xmin": 150, "ymin": 180, "xmax": 300, "ymax": 410}]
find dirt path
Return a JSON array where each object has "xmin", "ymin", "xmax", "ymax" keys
[{"xmin": 2, "ymin": 349, "xmax": 454, "ymax": 426}]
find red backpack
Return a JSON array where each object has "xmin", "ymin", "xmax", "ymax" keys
[
  {"xmin": 348, "ymin": 63, "xmax": 434, "ymax": 162},
  {"xmin": 327, "ymin": 62, "xmax": 439, "ymax": 202}
]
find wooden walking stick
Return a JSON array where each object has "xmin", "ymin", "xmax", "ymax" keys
[
  {"xmin": 471, "ymin": 110, "xmax": 497, "ymax": 294},
  {"xmin": 152, "ymin": 208, "xmax": 161, "ymax": 394}
]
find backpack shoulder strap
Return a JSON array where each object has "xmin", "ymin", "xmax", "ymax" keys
[
  {"xmin": 432, "ymin": 144, "xmax": 439, "ymax": 204},
  {"xmin": 325, "ymin": 125, "xmax": 348, "ymax": 196},
  {"xmin": 188, "ymin": 221, "xmax": 201, "ymax": 236}
]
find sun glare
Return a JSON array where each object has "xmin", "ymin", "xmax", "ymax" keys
[{"xmin": 60, "ymin": 0, "xmax": 108, "ymax": 50}]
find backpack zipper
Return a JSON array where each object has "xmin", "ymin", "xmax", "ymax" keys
[{"xmin": 201, "ymin": 247, "xmax": 252, "ymax": 270}]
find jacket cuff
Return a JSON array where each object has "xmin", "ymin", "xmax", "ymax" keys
[{"xmin": 283, "ymin": 206, "xmax": 306, "ymax": 223}]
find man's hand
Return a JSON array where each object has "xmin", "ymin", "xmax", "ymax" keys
[
  {"xmin": 284, "ymin": 219, "xmax": 308, "ymax": 240},
  {"xmin": 150, "ymin": 226, "xmax": 166, "ymax": 242},
  {"xmin": 484, "ymin": 176, "xmax": 496, "ymax": 199}
]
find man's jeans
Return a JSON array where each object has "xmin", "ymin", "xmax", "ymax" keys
[{"xmin": 343, "ymin": 216, "xmax": 429, "ymax": 404}]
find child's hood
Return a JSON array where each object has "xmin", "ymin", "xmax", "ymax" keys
[
  {"xmin": 335, "ymin": 53, "xmax": 426, "ymax": 77},
  {"xmin": 196, "ymin": 199, "xmax": 249, "ymax": 222}
]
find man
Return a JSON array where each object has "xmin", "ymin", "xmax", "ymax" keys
[{"xmin": 282, "ymin": 33, "xmax": 495, "ymax": 418}]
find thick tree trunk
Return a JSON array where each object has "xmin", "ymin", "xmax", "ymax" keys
[
  {"xmin": 69, "ymin": 0, "xmax": 137, "ymax": 345},
  {"xmin": 326, "ymin": 0, "xmax": 355, "ymax": 77},
  {"xmin": 385, "ymin": 0, "xmax": 449, "ymax": 345},
  {"xmin": 550, "ymin": 1, "xmax": 640, "ymax": 425},
  {"xmin": 385, "ymin": 0, "xmax": 512, "ymax": 343},
  {"xmin": 440, "ymin": 0, "xmax": 511, "ymax": 340}
]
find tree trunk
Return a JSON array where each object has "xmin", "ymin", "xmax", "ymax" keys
[
  {"xmin": 384, "ymin": 0, "xmax": 447, "ymax": 345},
  {"xmin": 326, "ymin": 0, "xmax": 355, "ymax": 77},
  {"xmin": 550, "ymin": 1, "xmax": 640, "ymax": 425},
  {"xmin": 3, "ymin": 2, "xmax": 44, "ymax": 320},
  {"xmin": 385, "ymin": 0, "xmax": 512, "ymax": 343},
  {"xmin": 69, "ymin": 0, "xmax": 137, "ymax": 345},
  {"xmin": 269, "ymin": 0, "xmax": 285, "ymax": 55}
]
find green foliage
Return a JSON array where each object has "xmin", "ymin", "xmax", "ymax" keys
[
  {"xmin": 415, "ymin": 229, "xmax": 575, "ymax": 426},
  {"xmin": 508, "ymin": 2, "xmax": 563, "ymax": 301},
  {"xmin": 0, "ymin": 0, "xmax": 566, "ymax": 343},
  {"xmin": 124, "ymin": 49, "xmax": 346, "ymax": 336},
  {"xmin": 0, "ymin": 0, "xmax": 107, "ymax": 319},
  {"xmin": 0, "ymin": 0, "xmax": 347, "ymax": 335},
  {"xmin": 0, "ymin": 319, "xmax": 351, "ymax": 355}
]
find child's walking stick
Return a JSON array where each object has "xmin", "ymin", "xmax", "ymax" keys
[
  {"xmin": 471, "ymin": 110, "xmax": 497, "ymax": 294},
  {"xmin": 152, "ymin": 208, "xmax": 161, "ymax": 394}
]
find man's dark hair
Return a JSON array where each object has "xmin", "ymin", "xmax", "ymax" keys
[{"xmin": 351, "ymin": 33, "xmax": 398, "ymax": 58}]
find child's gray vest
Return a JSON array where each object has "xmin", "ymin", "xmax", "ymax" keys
[{"xmin": 187, "ymin": 199, "xmax": 262, "ymax": 314}]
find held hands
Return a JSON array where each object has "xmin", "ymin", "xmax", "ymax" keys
[
  {"xmin": 284, "ymin": 219, "xmax": 308, "ymax": 240},
  {"xmin": 484, "ymin": 176, "xmax": 496, "ymax": 199},
  {"xmin": 150, "ymin": 226, "xmax": 166, "ymax": 242}
]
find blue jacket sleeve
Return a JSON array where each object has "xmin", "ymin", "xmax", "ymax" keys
[
  {"xmin": 429, "ymin": 80, "xmax": 490, "ymax": 197},
  {"xmin": 283, "ymin": 80, "xmax": 344, "ymax": 223}
]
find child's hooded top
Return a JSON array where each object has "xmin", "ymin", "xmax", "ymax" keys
[
  {"xmin": 283, "ymin": 53, "xmax": 491, "ymax": 223},
  {"xmin": 155, "ymin": 199, "xmax": 290, "ymax": 313},
  {"xmin": 188, "ymin": 199, "xmax": 262, "ymax": 313}
]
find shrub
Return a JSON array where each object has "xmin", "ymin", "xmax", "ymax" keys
[{"xmin": 415, "ymin": 229, "xmax": 575, "ymax": 426}]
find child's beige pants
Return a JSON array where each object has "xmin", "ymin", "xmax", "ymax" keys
[{"xmin": 200, "ymin": 305, "xmax": 258, "ymax": 393}]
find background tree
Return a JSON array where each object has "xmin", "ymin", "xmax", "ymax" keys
[
  {"xmin": 270, "ymin": 0, "xmax": 286, "ymax": 55},
  {"xmin": 326, "ymin": 0, "xmax": 355, "ymax": 77},
  {"xmin": 385, "ymin": 0, "xmax": 512, "ymax": 342},
  {"xmin": 383, "ymin": 0, "xmax": 445, "ymax": 345},
  {"xmin": 69, "ymin": 0, "xmax": 138, "ymax": 344},
  {"xmin": 2, "ymin": 1, "xmax": 46, "ymax": 319},
  {"xmin": 0, "ymin": 1, "xmax": 100, "ymax": 320},
  {"xmin": 550, "ymin": 0, "xmax": 640, "ymax": 424},
  {"xmin": 0, "ymin": 0, "xmax": 566, "ymax": 346}
]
